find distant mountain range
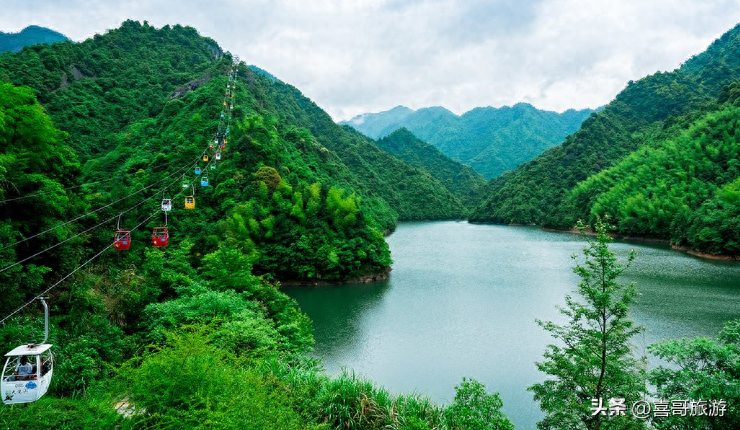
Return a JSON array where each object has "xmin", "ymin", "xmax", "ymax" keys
[
  {"xmin": 341, "ymin": 103, "xmax": 596, "ymax": 179},
  {"xmin": 0, "ymin": 25, "xmax": 69, "ymax": 54}
]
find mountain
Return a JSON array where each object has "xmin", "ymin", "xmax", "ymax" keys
[
  {"xmin": 376, "ymin": 128, "xmax": 487, "ymax": 209},
  {"xmin": 341, "ymin": 103, "xmax": 595, "ymax": 179},
  {"xmin": 0, "ymin": 21, "xmax": 515, "ymax": 428},
  {"xmin": 343, "ymin": 105, "xmax": 414, "ymax": 137},
  {"xmin": 0, "ymin": 19, "xmax": 467, "ymax": 284},
  {"xmin": 0, "ymin": 25, "xmax": 69, "ymax": 53},
  {"xmin": 471, "ymin": 23, "xmax": 740, "ymax": 257}
]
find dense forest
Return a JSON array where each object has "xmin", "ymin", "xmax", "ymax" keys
[
  {"xmin": 0, "ymin": 21, "xmax": 512, "ymax": 429},
  {"xmin": 375, "ymin": 128, "xmax": 487, "ymax": 210},
  {"xmin": 342, "ymin": 103, "xmax": 595, "ymax": 179},
  {"xmin": 471, "ymin": 23, "xmax": 740, "ymax": 258},
  {"xmin": 0, "ymin": 25, "xmax": 69, "ymax": 54}
]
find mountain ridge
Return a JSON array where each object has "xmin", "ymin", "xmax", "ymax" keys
[
  {"xmin": 341, "ymin": 102, "xmax": 596, "ymax": 179},
  {"xmin": 0, "ymin": 25, "xmax": 70, "ymax": 54}
]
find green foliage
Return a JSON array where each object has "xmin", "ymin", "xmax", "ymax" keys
[
  {"xmin": 0, "ymin": 81, "xmax": 84, "ymax": 308},
  {"xmin": 444, "ymin": 378, "xmax": 513, "ymax": 430},
  {"xmin": 122, "ymin": 328, "xmax": 309, "ymax": 430},
  {"xmin": 248, "ymin": 73, "xmax": 468, "ymax": 221},
  {"xmin": 649, "ymin": 319, "xmax": 740, "ymax": 430},
  {"xmin": 0, "ymin": 396, "xmax": 126, "ymax": 429},
  {"xmin": 568, "ymin": 102, "xmax": 740, "ymax": 256},
  {"xmin": 529, "ymin": 218, "xmax": 647, "ymax": 430}
]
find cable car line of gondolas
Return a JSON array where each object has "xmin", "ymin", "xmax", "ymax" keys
[
  {"xmin": 0, "ymin": 158, "xmax": 186, "ymax": 206},
  {"xmin": 0, "ymin": 58, "xmax": 240, "ymax": 404}
]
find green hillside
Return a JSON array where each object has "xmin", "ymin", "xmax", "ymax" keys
[
  {"xmin": 471, "ymin": 23, "xmax": 740, "ymax": 240},
  {"xmin": 376, "ymin": 128, "xmax": 487, "ymax": 209},
  {"xmin": 568, "ymin": 92, "xmax": 740, "ymax": 257},
  {"xmin": 342, "ymin": 103, "xmax": 595, "ymax": 179},
  {"xmin": 0, "ymin": 21, "xmax": 510, "ymax": 429},
  {"xmin": 0, "ymin": 25, "xmax": 69, "ymax": 54}
]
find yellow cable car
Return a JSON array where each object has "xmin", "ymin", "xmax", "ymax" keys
[
  {"xmin": 185, "ymin": 196, "xmax": 195, "ymax": 209},
  {"xmin": 203, "ymin": 154, "xmax": 209, "ymax": 162}
]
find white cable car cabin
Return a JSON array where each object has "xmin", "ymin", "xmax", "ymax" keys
[
  {"xmin": 161, "ymin": 199, "xmax": 172, "ymax": 212},
  {"xmin": 2, "ymin": 299, "xmax": 53, "ymax": 405}
]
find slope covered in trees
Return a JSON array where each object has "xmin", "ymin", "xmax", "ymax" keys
[
  {"xmin": 0, "ymin": 25, "xmax": 69, "ymax": 54},
  {"xmin": 568, "ymin": 92, "xmax": 740, "ymax": 257},
  {"xmin": 0, "ymin": 21, "xmax": 514, "ymax": 429},
  {"xmin": 376, "ymin": 128, "xmax": 487, "ymax": 210},
  {"xmin": 471, "ymin": 23, "xmax": 740, "ymax": 242},
  {"xmin": 342, "ymin": 103, "xmax": 595, "ymax": 179}
]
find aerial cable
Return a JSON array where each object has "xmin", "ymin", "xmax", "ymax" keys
[
  {"xmin": 0, "ymin": 243, "xmax": 113, "ymax": 325},
  {"xmin": 0, "ymin": 69, "xmax": 232, "ymax": 323},
  {"xmin": 0, "ymin": 157, "xmax": 200, "ymax": 252},
  {"xmin": 0, "ymin": 159, "xmax": 186, "ymax": 205},
  {"xmin": 0, "ymin": 201, "xmax": 172, "ymax": 325},
  {"xmin": 0, "ymin": 172, "xmax": 186, "ymax": 274}
]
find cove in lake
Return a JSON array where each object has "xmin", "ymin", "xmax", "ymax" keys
[{"xmin": 283, "ymin": 221, "xmax": 740, "ymax": 430}]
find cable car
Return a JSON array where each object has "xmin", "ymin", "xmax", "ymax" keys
[
  {"xmin": 151, "ymin": 227, "xmax": 169, "ymax": 247},
  {"xmin": 185, "ymin": 196, "xmax": 195, "ymax": 210},
  {"xmin": 215, "ymin": 152, "xmax": 221, "ymax": 161},
  {"xmin": 182, "ymin": 182, "xmax": 189, "ymax": 189},
  {"xmin": 201, "ymin": 176, "xmax": 209, "ymax": 187},
  {"xmin": 203, "ymin": 154, "xmax": 209, "ymax": 162},
  {"xmin": 161, "ymin": 199, "xmax": 172, "ymax": 212},
  {"xmin": 210, "ymin": 164, "xmax": 216, "ymax": 170},
  {"xmin": 226, "ymin": 127, "xmax": 230, "ymax": 134},
  {"xmin": 220, "ymin": 113, "xmax": 225, "ymax": 119},
  {"xmin": 230, "ymin": 104, "xmax": 233, "ymax": 110},
  {"xmin": 195, "ymin": 167, "xmax": 201, "ymax": 175},
  {"xmin": 220, "ymin": 144, "xmax": 225, "ymax": 150},
  {"xmin": 113, "ymin": 230, "xmax": 131, "ymax": 251},
  {"xmin": 2, "ymin": 298, "xmax": 53, "ymax": 405}
]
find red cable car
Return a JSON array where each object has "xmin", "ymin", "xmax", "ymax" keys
[
  {"xmin": 152, "ymin": 227, "xmax": 169, "ymax": 247},
  {"xmin": 113, "ymin": 230, "xmax": 131, "ymax": 251}
]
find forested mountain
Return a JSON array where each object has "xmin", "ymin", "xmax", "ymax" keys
[
  {"xmin": 471, "ymin": 23, "xmax": 740, "ymax": 258},
  {"xmin": 341, "ymin": 103, "xmax": 595, "ymax": 179},
  {"xmin": 0, "ymin": 21, "xmax": 509, "ymax": 428},
  {"xmin": 0, "ymin": 25, "xmax": 69, "ymax": 54},
  {"xmin": 376, "ymin": 128, "xmax": 487, "ymax": 209}
]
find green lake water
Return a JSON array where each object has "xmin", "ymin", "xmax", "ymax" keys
[{"xmin": 283, "ymin": 221, "xmax": 740, "ymax": 429}]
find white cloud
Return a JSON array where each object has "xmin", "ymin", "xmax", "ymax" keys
[{"xmin": 3, "ymin": 0, "xmax": 740, "ymax": 120}]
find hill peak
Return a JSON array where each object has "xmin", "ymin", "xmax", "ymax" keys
[{"xmin": 0, "ymin": 25, "xmax": 69, "ymax": 53}]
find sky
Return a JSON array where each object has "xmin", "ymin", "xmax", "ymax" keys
[{"xmin": 4, "ymin": 0, "xmax": 740, "ymax": 121}]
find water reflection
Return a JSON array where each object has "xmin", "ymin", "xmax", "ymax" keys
[{"xmin": 282, "ymin": 280, "xmax": 391, "ymax": 358}]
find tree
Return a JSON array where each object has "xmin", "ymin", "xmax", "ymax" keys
[
  {"xmin": 445, "ymin": 378, "xmax": 514, "ymax": 430},
  {"xmin": 649, "ymin": 319, "xmax": 740, "ymax": 430},
  {"xmin": 529, "ymin": 217, "xmax": 647, "ymax": 430}
]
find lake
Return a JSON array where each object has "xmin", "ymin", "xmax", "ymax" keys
[{"xmin": 283, "ymin": 221, "xmax": 740, "ymax": 429}]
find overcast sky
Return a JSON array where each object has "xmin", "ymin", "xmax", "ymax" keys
[{"xmin": 4, "ymin": 0, "xmax": 740, "ymax": 120}]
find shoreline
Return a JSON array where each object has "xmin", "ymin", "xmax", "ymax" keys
[
  {"xmin": 279, "ymin": 266, "xmax": 392, "ymax": 287},
  {"xmin": 536, "ymin": 225, "xmax": 738, "ymax": 261}
]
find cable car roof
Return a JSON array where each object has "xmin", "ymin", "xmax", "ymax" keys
[{"xmin": 5, "ymin": 344, "xmax": 52, "ymax": 356}]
